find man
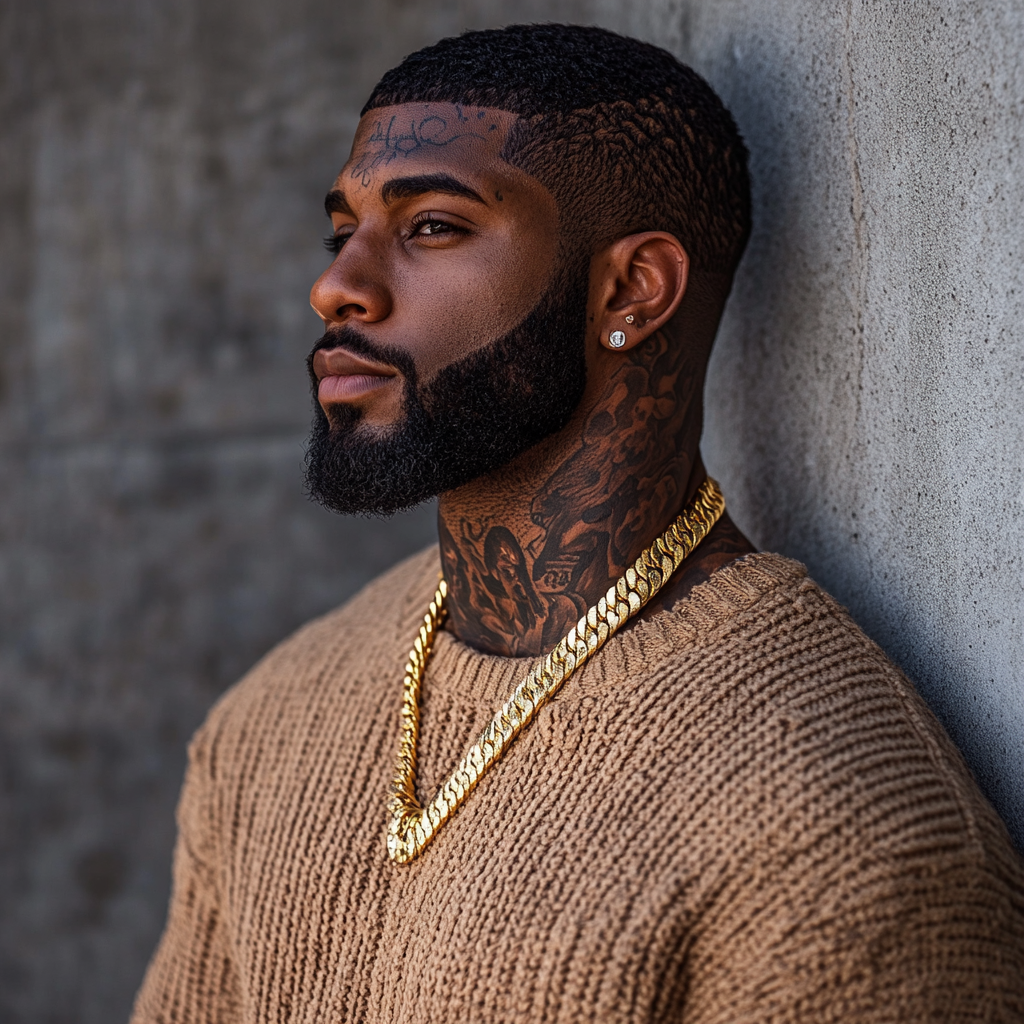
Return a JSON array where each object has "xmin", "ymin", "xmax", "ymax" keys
[{"xmin": 133, "ymin": 24, "xmax": 1024, "ymax": 1022}]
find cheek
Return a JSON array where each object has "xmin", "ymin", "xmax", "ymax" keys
[{"xmin": 390, "ymin": 234, "xmax": 554, "ymax": 381}]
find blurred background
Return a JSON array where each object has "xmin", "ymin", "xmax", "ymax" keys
[{"xmin": 1, "ymin": 1, "xmax": 1022, "ymax": 1020}]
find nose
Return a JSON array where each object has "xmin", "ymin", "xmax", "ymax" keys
[{"xmin": 309, "ymin": 236, "xmax": 393, "ymax": 327}]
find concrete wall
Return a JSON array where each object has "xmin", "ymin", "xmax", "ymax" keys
[
  {"xmin": 687, "ymin": 0, "xmax": 1024, "ymax": 847},
  {"xmin": 1, "ymin": 1, "xmax": 1020, "ymax": 1021}
]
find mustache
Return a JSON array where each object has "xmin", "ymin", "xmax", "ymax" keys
[{"xmin": 306, "ymin": 326, "xmax": 418, "ymax": 390}]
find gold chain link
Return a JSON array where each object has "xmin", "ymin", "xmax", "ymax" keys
[{"xmin": 386, "ymin": 477, "xmax": 726, "ymax": 863}]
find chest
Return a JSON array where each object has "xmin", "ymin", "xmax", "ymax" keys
[{"xmin": 219, "ymin": 681, "xmax": 702, "ymax": 1023}]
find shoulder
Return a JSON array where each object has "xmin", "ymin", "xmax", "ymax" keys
[
  {"xmin": 194, "ymin": 543, "xmax": 442, "ymax": 759},
  {"xmin": 645, "ymin": 555, "xmax": 1024, "ymax": 1017},
  {"xmin": 666, "ymin": 551, "xmax": 1022, "ymax": 896}
]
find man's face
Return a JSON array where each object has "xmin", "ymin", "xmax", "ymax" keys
[{"xmin": 306, "ymin": 102, "xmax": 590, "ymax": 515}]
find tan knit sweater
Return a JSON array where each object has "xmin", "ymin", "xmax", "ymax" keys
[{"xmin": 133, "ymin": 549, "xmax": 1024, "ymax": 1023}]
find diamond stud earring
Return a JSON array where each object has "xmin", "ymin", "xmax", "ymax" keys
[
  {"xmin": 609, "ymin": 330, "xmax": 627, "ymax": 348},
  {"xmin": 624, "ymin": 315, "xmax": 635, "ymax": 324}
]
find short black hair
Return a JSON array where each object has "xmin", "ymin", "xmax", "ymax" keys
[{"xmin": 364, "ymin": 24, "xmax": 751, "ymax": 275}]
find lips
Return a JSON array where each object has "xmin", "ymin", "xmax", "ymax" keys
[{"xmin": 313, "ymin": 347, "xmax": 397, "ymax": 405}]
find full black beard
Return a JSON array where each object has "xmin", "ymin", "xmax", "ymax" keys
[{"xmin": 304, "ymin": 261, "xmax": 590, "ymax": 517}]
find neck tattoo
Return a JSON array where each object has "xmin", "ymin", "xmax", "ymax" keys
[
  {"xmin": 439, "ymin": 329, "xmax": 708, "ymax": 657},
  {"xmin": 386, "ymin": 477, "xmax": 725, "ymax": 863}
]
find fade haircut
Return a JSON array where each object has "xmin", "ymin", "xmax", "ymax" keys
[{"xmin": 364, "ymin": 24, "xmax": 751, "ymax": 275}]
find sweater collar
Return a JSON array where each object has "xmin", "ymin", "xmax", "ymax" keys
[{"xmin": 415, "ymin": 551, "xmax": 808, "ymax": 708}]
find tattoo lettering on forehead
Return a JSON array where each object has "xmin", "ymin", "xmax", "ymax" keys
[{"xmin": 349, "ymin": 111, "xmax": 501, "ymax": 188}]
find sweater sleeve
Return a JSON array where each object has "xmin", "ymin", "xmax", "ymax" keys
[
  {"xmin": 131, "ymin": 719, "xmax": 243, "ymax": 1024},
  {"xmin": 682, "ymin": 835, "xmax": 1024, "ymax": 1022},
  {"xmin": 675, "ymin": 697, "xmax": 1024, "ymax": 1024},
  {"xmin": 670, "ymin": 581, "xmax": 1024, "ymax": 1022}
]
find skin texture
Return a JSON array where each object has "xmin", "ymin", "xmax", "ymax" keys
[{"xmin": 310, "ymin": 102, "xmax": 754, "ymax": 657}]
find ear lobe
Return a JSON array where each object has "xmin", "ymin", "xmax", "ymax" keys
[{"xmin": 595, "ymin": 231, "xmax": 689, "ymax": 352}]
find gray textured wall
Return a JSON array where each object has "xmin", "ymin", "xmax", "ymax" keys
[
  {"xmin": 689, "ymin": 0, "xmax": 1024, "ymax": 848},
  {"xmin": 2, "ymin": 1, "xmax": 1021, "ymax": 1021}
]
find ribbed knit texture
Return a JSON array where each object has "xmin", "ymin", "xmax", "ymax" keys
[{"xmin": 132, "ymin": 550, "xmax": 1024, "ymax": 1023}]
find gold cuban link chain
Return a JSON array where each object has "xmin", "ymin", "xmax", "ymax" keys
[{"xmin": 386, "ymin": 476, "xmax": 726, "ymax": 863}]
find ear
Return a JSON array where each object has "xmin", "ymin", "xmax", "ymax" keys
[{"xmin": 589, "ymin": 232, "xmax": 689, "ymax": 352}]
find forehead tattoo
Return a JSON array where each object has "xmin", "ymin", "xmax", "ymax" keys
[{"xmin": 349, "ymin": 107, "xmax": 503, "ymax": 188}]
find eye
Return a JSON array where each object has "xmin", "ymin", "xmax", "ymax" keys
[
  {"xmin": 416, "ymin": 220, "xmax": 451, "ymax": 236},
  {"xmin": 409, "ymin": 214, "xmax": 466, "ymax": 240},
  {"xmin": 323, "ymin": 231, "xmax": 353, "ymax": 255}
]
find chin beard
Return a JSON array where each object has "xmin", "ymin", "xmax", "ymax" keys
[{"xmin": 303, "ymin": 261, "xmax": 590, "ymax": 517}]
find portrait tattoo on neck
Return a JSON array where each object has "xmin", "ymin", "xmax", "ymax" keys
[{"xmin": 439, "ymin": 328, "xmax": 707, "ymax": 655}]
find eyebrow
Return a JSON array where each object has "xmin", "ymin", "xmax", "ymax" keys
[
  {"xmin": 379, "ymin": 173, "xmax": 487, "ymax": 207},
  {"xmin": 324, "ymin": 173, "xmax": 488, "ymax": 221},
  {"xmin": 325, "ymin": 190, "xmax": 354, "ymax": 217}
]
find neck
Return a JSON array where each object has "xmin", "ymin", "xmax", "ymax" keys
[{"xmin": 438, "ymin": 316, "xmax": 748, "ymax": 658}]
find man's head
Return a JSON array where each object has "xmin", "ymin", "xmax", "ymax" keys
[{"xmin": 306, "ymin": 24, "xmax": 750, "ymax": 516}]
